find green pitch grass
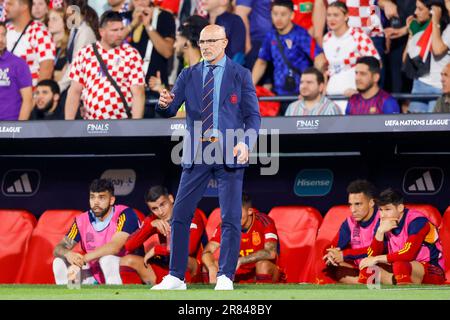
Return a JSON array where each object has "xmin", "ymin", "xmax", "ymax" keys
[{"xmin": 1, "ymin": 284, "xmax": 450, "ymax": 300}]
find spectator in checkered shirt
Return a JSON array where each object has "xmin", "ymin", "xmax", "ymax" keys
[
  {"xmin": 65, "ymin": 10, "xmax": 146, "ymax": 120},
  {"xmin": 313, "ymin": 0, "xmax": 386, "ymax": 87},
  {"xmin": 322, "ymin": 1, "xmax": 380, "ymax": 113},
  {"xmin": 4, "ymin": 0, "xmax": 55, "ymax": 87}
]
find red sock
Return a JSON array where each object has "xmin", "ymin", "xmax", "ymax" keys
[
  {"xmin": 393, "ymin": 261, "xmax": 412, "ymax": 284},
  {"xmin": 358, "ymin": 268, "xmax": 371, "ymax": 284},
  {"xmin": 256, "ymin": 273, "xmax": 273, "ymax": 284},
  {"xmin": 201, "ymin": 272, "xmax": 209, "ymax": 283}
]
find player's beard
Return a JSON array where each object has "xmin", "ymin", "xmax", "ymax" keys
[{"xmin": 92, "ymin": 205, "xmax": 111, "ymax": 219}]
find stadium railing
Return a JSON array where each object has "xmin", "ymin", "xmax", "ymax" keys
[{"xmin": 145, "ymin": 93, "xmax": 442, "ymax": 105}]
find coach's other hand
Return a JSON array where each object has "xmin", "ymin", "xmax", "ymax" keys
[
  {"xmin": 233, "ymin": 142, "xmax": 249, "ymax": 164},
  {"xmin": 158, "ymin": 89, "xmax": 174, "ymax": 109}
]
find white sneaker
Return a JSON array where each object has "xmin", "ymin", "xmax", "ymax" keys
[
  {"xmin": 151, "ymin": 274, "xmax": 187, "ymax": 290},
  {"xmin": 214, "ymin": 275, "xmax": 234, "ymax": 291}
]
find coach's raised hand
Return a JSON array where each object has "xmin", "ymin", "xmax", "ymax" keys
[{"xmin": 158, "ymin": 89, "xmax": 175, "ymax": 109}]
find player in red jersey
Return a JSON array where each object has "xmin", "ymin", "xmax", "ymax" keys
[
  {"xmin": 120, "ymin": 185, "xmax": 206, "ymax": 284},
  {"xmin": 202, "ymin": 193, "xmax": 284, "ymax": 284}
]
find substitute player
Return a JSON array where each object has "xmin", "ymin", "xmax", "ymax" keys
[
  {"xmin": 202, "ymin": 193, "xmax": 284, "ymax": 284},
  {"xmin": 52, "ymin": 179, "xmax": 140, "ymax": 285},
  {"xmin": 323, "ymin": 180, "xmax": 379, "ymax": 284},
  {"xmin": 120, "ymin": 186, "xmax": 206, "ymax": 285},
  {"xmin": 359, "ymin": 189, "xmax": 446, "ymax": 285}
]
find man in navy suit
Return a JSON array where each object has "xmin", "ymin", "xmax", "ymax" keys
[{"xmin": 152, "ymin": 24, "xmax": 261, "ymax": 290}]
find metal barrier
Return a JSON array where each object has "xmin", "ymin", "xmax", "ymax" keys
[{"xmin": 145, "ymin": 93, "xmax": 442, "ymax": 105}]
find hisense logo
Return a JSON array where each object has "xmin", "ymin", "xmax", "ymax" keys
[
  {"xmin": 294, "ymin": 169, "xmax": 333, "ymax": 197},
  {"xmin": 296, "ymin": 179, "xmax": 331, "ymax": 187}
]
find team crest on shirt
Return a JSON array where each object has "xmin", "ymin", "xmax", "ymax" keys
[
  {"xmin": 85, "ymin": 232, "xmax": 95, "ymax": 250},
  {"xmin": 252, "ymin": 232, "xmax": 261, "ymax": 246},
  {"xmin": 230, "ymin": 94, "xmax": 238, "ymax": 104},
  {"xmin": 285, "ymin": 39, "xmax": 293, "ymax": 49},
  {"xmin": 369, "ymin": 106, "xmax": 378, "ymax": 114}
]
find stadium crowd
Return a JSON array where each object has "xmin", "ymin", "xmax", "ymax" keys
[{"xmin": 0, "ymin": 0, "xmax": 448, "ymax": 120}]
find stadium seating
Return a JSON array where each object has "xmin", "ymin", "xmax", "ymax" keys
[
  {"xmin": 405, "ymin": 204, "xmax": 442, "ymax": 227},
  {"xmin": 268, "ymin": 206, "xmax": 322, "ymax": 283},
  {"xmin": 17, "ymin": 209, "xmax": 83, "ymax": 284},
  {"xmin": 439, "ymin": 207, "xmax": 450, "ymax": 284},
  {"xmin": 0, "ymin": 210, "xmax": 37, "ymax": 283},
  {"xmin": 310, "ymin": 204, "xmax": 443, "ymax": 284},
  {"xmin": 309, "ymin": 205, "xmax": 352, "ymax": 284}
]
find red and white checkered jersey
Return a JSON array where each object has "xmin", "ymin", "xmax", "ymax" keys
[
  {"xmin": 6, "ymin": 21, "xmax": 56, "ymax": 87},
  {"xmin": 327, "ymin": 0, "xmax": 384, "ymax": 38},
  {"xmin": 324, "ymin": 27, "xmax": 380, "ymax": 78},
  {"xmin": 50, "ymin": 0, "xmax": 64, "ymax": 8},
  {"xmin": 69, "ymin": 42, "xmax": 145, "ymax": 120}
]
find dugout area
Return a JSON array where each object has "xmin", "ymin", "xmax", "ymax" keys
[{"xmin": 1, "ymin": 115, "xmax": 450, "ymax": 290}]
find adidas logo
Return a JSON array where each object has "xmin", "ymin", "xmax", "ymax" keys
[
  {"xmin": 2, "ymin": 170, "xmax": 40, "ymax": 197},
  {"xmin": 408, "ymin": 171, "xmax": 435, "ymax": 192},
  {"xmin": 6, "ymin": 173, "xmax": 33, "ymax": 193},
  {"xmin": 403, "ymin": 168, "xmax": 444, "ymax": 195}
]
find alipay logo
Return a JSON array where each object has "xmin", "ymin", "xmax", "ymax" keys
[
  {"xmin": 2, "ymin": 170, "xmax": 41, "ymax": 197},
  {"xmin": 101, "ymin": 169, "xmax": 136, "ymax": 196},
  {"xmin": 403, "ymin": 168, "xmax": 443, "ymax": 195},
  {"xmin": 204, "ymin": 179, "xmax": 218, "ymax": 197},
  {"xmin": 294, "ymin": 169, "xmax": 333, "ymax": 197}
]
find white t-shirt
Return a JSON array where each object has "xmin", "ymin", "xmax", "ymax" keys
[{"xmin": 419, "ymin": 26, "xmax": 450, "ymax": 89}]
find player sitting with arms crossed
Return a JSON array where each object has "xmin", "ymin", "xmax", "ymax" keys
[
  {"xmin": 359, "ymin": 188, "xmax": 445, "ymax": 285},
  {"xmin": 323, "ymin": 179, "xmax": 380, "ymax": 284},
  {"xmin": 202, "ymin": 193, "xmax": 284, "ymax": 284},
  {"xmin": 120, "ymin": 186, "xmax": 206, "ymax": 285},
  {"xmin": 53, "ymin": 179, "xmax": 140, "ymax": 285}
]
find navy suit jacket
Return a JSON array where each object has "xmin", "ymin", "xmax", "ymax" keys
[{"xmin": 156, "ymin": 57, "xmax": 261, "ymax": 169}]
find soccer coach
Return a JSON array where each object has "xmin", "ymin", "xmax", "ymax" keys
[{"xmin": 153, "ymin": 24, "xmax": 261, "ymax": 291}]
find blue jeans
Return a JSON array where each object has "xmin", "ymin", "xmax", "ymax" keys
[{"xmin": 409, "ymin": 80, "xmax": 441, "ymax": 113}]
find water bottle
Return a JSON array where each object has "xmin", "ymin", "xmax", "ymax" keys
[{"xmin": 67, "ymin": 265, "xmax": 81, "ymax": 290}]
